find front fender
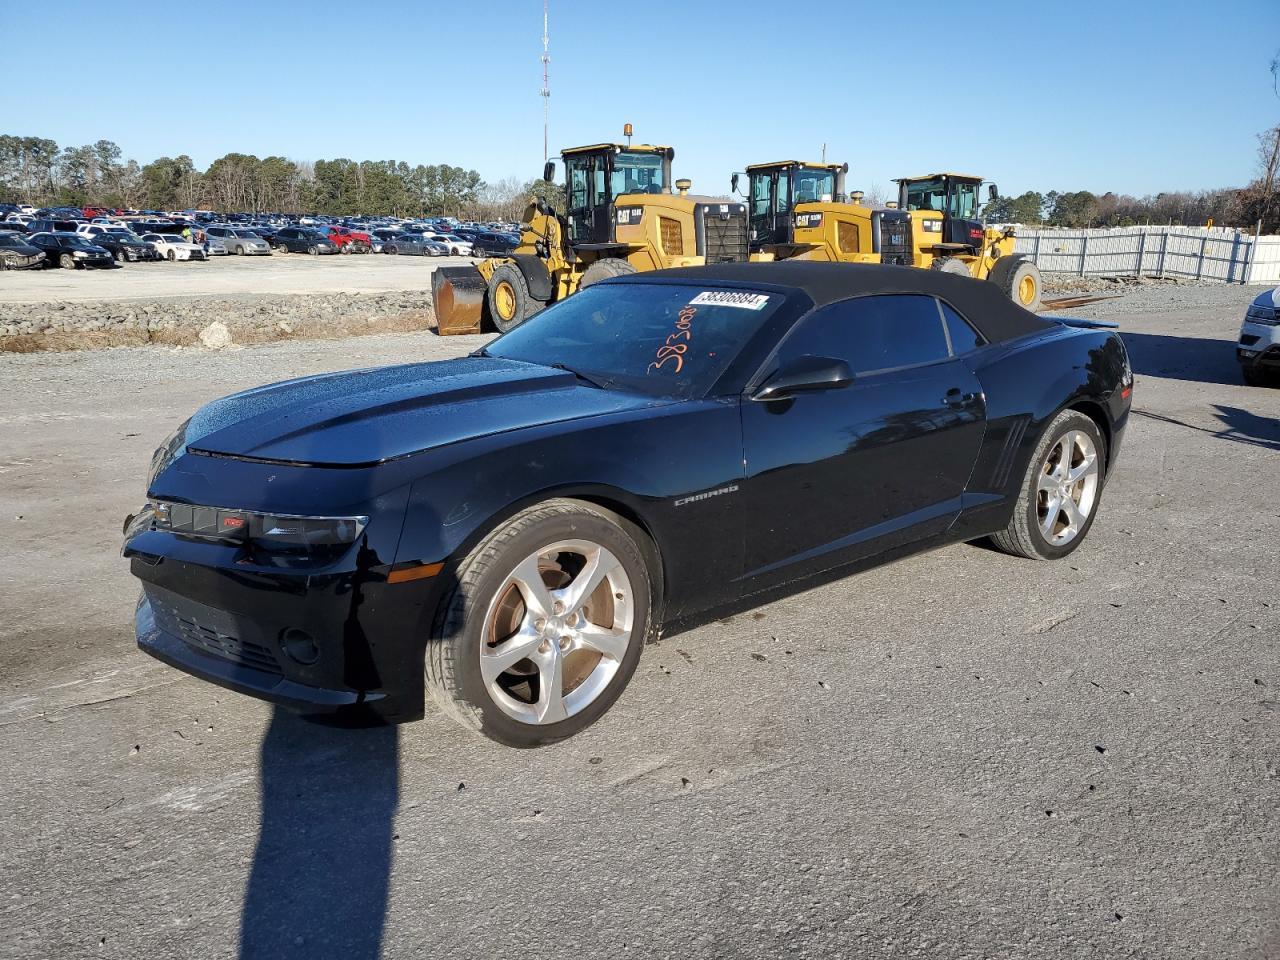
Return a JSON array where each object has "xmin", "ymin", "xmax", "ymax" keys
[{"xmin": 393, "ymin": 399, "xmax": 746, "ymax": 620}]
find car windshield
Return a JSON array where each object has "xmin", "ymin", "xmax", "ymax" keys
[
  {"xmin": 64, "ymin": 235, "xmax": 96, "ymax": 249},
  {"xmin": 234, "ymin": 230, "xmax": 258, "ymax": 238},
  {"xmin": 0, "ymin": 235, "xmax": 25, "ymax": 247},
  {"xmin": 303, "ymin": 230, "xmax": 328, "ymax": 239},
  {"xmin": 484, "ymin": 282, "xmax": 784, "ymax": 399}
]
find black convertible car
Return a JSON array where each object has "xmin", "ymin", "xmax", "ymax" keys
[{"xmin": 123, "ymin": 262, "xmax": 1132, "ymax": 746}]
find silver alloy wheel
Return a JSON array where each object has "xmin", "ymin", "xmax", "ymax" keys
[
  {"xmin": 480, "ymin": 539, "xmax": 634, "ymax": 725},
  {"xmin": 1037, "ymin": 429, "xmax": 1100, "ymax": 546}
]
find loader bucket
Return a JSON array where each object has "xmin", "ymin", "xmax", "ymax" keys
[{"xmin": 431, "ymin": 266, "xmax": 488, "ymax": 335}]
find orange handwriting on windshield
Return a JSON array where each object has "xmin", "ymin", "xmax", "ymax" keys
[{"xmin": 647, "ymin": 306, "xmax": 696, "ymax": 375}]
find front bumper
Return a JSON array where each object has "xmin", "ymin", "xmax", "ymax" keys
[
  {"xmin": 136, "ymin": 592, "xmax": 382, "ymax": 715},
  {"xmin": 125, "ymin": 473, "xmax": 433, "ymax": 724},
  {"xmin": 1, "ymin": 254, "xmax": 43, "ymax": 269},
  {"xmin": 1238, "ymin": 318, "xmax": 1280, "ymax": 368}
]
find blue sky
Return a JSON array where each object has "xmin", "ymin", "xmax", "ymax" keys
[{"xmin": 6, "ymin": 0, "xmax": 1278, "ymax": 199}]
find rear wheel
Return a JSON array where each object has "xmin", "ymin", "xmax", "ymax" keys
[
  {"xmin": 59, "ymin": 253, "xmax": 76, "ymax": 270},
  {"xmin": 930, "ymin": 256, "xmax": 971, "ymax": 278},
  {"xmin": 580, "ymin": 257, "xmax": 637, "ymax": 288},
  {"xmin": 989, "ymin": 256, "xmax": 1043, "ymax": 311},
  {"xmin": 990, "ymin": 409, "xmax": 1106, "ymax": 560},
  {"xmin": 424, "ymin": 499, "xmax": 653, "ymax": 747},
  {"xmin": 487, "ymin": 262, "xmax": 544, "ymax": 333}
]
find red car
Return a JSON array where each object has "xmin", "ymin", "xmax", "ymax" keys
[{"xmin": 323, "ymin": 225, "xmax": 372, "ymax": 253}]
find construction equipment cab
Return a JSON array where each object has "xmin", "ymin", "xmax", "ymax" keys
[
  {"xmin": 895, "ymin": 173, "xmax": 1042, "ymax": 310},
  {"xmin": 431, "ymin": 131, "xmax": 749, "ymax": 334},
  {"xmin": 736, "ymin": 160, "xmax": 913, "ymax": 266}
]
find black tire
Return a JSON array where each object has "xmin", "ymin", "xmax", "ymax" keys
[
  {"xmin": 166, "ymin": 249, "xmax": 176, "ymax": 261},
  {"xmin": 234, "ymin": 244, "xmax": 244, "ymax": 256},
  {"xmin": 487, "ymin": 262, "xmax": 545, "ymax": 333},
  {"xmin": 989, "ymin": 409, "xmax": 1107, "ymax": 561},
  {"xmin": 930, "ymin": 256, "xmax": 971, "ymax": 277},
  {"xmin": 59, "ymin": 253, "xmax": 76, "ymax": 270},
  {"xmin": 580, "ymin": 257, "xmax": 637, "ymax": 288},
  {"xmin": 424, "ymin": 499, "xmax": 654, "ymax": 747},
  {"xmin": 988, "ymin": 256, "xmax": 1043, "ymax": 311},
  {"xmin": 308, "ymin": 245, "xmax": 318, "ymax": 256},
  {"xmin": 1242, "ymin": 364, "xmax": 1280, "ymax": 388},
  {"xmin": 385, "ymin": 245, "xmax": 398, "ymax": 255}
]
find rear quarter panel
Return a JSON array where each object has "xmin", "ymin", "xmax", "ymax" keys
[{"xmin": 955, "ymin": 325, "xmax": 1130, "ymax": 538}]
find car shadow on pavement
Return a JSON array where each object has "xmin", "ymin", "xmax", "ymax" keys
[
  {"xmin": 1131, "ymin": 405, "xmax": 1280, "ymax": 452},
  {"xmin": 1211, "ymin": 404, "xmax": 1280, "ymax": 450},
  {"xmin": 239, "ymin": 707, "xmax": 399, "ymax": 960},
  {"xmin": 1120, "ymin": 332, "xmax": 1241, "ymax": 385}
]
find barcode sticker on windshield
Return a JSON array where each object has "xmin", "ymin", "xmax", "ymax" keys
[{"xmin": 688, "ymin": 291, "xmax": 771, "ymax": 310}]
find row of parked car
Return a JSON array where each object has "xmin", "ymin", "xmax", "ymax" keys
[{"xmin": 0, "ymin": 204, "xmax": 524, "ymax": 271}]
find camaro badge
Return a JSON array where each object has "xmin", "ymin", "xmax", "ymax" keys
[{"xmin": 674, "ymin": 484, "xmax": 739, "ymax": 507}]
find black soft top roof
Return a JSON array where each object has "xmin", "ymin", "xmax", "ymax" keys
[{"xmin": 610, "ymin": 261, "xmax": 1053, "ymax": 344}]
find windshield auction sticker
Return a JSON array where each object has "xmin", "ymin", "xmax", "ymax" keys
[{"xmin": 688, "ymin": 291, "xmax": 771, "ymax": 310}]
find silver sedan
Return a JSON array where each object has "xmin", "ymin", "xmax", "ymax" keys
[
  {"xmin": 380, "ymin": 232, "xmax": 449, "ymax": 257},
  {"xmin": 206, "ymin": 226, "xmax": 272, "ymax": 256}
]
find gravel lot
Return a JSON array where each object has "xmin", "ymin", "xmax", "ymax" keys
[
  {"xmin": 0, "ymin": 250, "xmax": 474, "ymax": 303},
  {"xmin": 0, "ymin": 283, "xmax": 1276, "ymax": 959}
]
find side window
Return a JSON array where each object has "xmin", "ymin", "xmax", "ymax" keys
[
  {"xmin": 777, "ymin": 294, "xmax": 951, "ymax": 375},
  {"xmin": 939, "ymin": 301, "xmax": 985, "ymax": 354}
]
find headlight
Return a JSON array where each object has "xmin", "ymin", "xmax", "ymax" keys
[
  {"xmin": 73, "ymin": 250, "xmax": 89, "ymax": 258},
  {"xmin": 1246, "ymin": 304, "xmax": 1277, "ymax": 324},
  {"xmin": 150, "ymin": 500, "xmax": 368, "ymax": 547},
  {"xmin": 148, "ymin": 419, "xmax": 189, "ymax": 487}
]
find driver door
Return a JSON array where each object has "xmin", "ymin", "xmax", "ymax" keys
[{"xmin": 740, "ymin": 294, "xmax": 986, "ymax": 589}]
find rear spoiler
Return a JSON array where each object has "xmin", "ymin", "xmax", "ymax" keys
[{"xmin": 1048, "ymin": 316, "xmax": 1120, "ymax": 330}]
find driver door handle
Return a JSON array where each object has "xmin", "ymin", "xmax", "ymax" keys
[{"xmin": 943, "ymin": 388, "xmax": 979, "ymax": 408}]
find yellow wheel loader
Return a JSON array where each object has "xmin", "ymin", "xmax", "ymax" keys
[
  {"xmin": 734, "ymin": 163, "xmax": 1042, "ymax": 310},
  {"xmin": 894, "ymin": 173, "xmax": 1041, "ymax": 310},
  {"xmin": 432, "ymin": 135, "xmax": 750, "ymax": 334},
  {"xmin": 737, "ymin": 160, "xmax": 914, "ymax": 267}
]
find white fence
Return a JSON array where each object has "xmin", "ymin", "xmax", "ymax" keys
[{"xmin": 1012, "ymin": 226, "xmax": 1280, "ymax": 285}]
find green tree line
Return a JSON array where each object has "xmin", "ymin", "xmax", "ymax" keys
[
  {"xmin": 984, "ymin": 122, "xmax": 1280, "ymax": 233},
  {"xmin": 0, "ymin": 134, "xmax": 554, "ymax": 219}
]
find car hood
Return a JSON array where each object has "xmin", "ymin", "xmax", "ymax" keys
[
  {"xmin": 182, "ymin": 357, "xmax": 670, "ymax": 467},
  {"xmin": 1252, "ymin": 287, "xmax": 1279, "ymax": 309}
]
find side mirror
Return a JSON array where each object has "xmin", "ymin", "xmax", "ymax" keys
[
  {"xmin": 543, "ymin": 160, "xmax": 556, "ymax": 183},
  {"xmin": 987, "ymin": 183, "xmax": 999, "ymax": 201},
  {"xmin": 751, "ymin": 355, "xmax": 853, "ymax": 402},
  {"xmin": 730, "ymin": 173, "xmax": 740, "ymax": 194}
]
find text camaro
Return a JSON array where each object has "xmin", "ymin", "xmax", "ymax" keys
[{"xmin": 124, "ymin": 262, "xmax": 1132, "ymax": 747}]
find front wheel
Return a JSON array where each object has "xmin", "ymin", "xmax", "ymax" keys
[
  {"xmin": 1242, "ymin": 364, "xmax": 1280, "ymax": 388},
  {"xmin": 990, "ymin": 409, "xmax": 1107, "ymax": 560},
  {"xmin": 579, "ymin": 257, "xmax": 638, "ymax": 288},
  {"xmin": 308, "ymin": 245, "xmax": 318, "ymax": 256},
  {"xmin": 59, "ymin": 253, "xmax": 76, "ymax": 270},
  {"xmin": 486, "ymin": 262, "xmax": 544, "ymax": 333},
  {"xmin": 425, "ymin": 499, "xmax": 653, "ymax": 747}
]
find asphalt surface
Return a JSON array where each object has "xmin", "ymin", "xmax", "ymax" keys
[{"xmin": 0, "ymin": 283, "xmax": 1277, "ymax": 959}]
